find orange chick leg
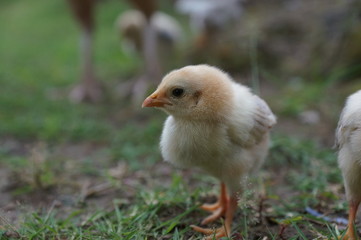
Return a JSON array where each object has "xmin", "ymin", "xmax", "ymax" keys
[
  {"xmin": 343, "ymin": 200, "xmax": 360, "ymax": 240},
  {"xmin": 200, "ymin": 183, "xmax": 227, "ymax": 224},
  {"xmin": 191, "ymin": 195, "xmax": 238, "ymax": 240}
]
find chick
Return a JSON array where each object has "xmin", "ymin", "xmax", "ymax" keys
[
  {"xmin": 142, "ymin": 65, "xmax": 276, "ymax": 239},
  {"xmin": 336, "ymin": 90, "xmax": 361, "ymax": 240}
]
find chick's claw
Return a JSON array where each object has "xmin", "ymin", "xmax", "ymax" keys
[
  {"xmin": 201, "ymin": 206, "xmax": 226, "ymax": 225},
  {"xmin": 201, "ymin": 201, "xmax": 221, "ymax": 212}
]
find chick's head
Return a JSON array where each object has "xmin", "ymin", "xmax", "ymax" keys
[{"xmin": 142, "ymin": 65, "xmax": 233, "ymax": 120}]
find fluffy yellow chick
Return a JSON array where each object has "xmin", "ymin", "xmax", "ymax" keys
[
  {"xmin": 336, "ymin": 90, "xmax": 361, "ymax": 240},
  {"xmin": 142, "ymin": 65, "xmax": 276, "ymax": 239}
]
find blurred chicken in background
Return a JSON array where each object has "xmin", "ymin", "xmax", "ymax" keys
[
  {"xmin": 116, "ymin": 9, "xmax": 183, "ymax": 104},
  {"xmin": 116, "ymin": 10, "xmax": 182, "ymax": 60},
  {"xmin": 176, "ymin": 0, "xmax": 242, "ymax": 46},
  {"xmin": 174, "ymin": 0, "xmax": 360, "ymax": 79},
  {"xmin": 66, "ymin": 0, "xmax": 168, "ymax": 104},
  {"xmin": 175, "ymin": 0, "xmax": 244, "ymax": 73}
]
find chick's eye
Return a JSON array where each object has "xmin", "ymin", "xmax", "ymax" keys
[{"xmin": 171, "ymin": 88, "xmax": 184, "ymax": 98}]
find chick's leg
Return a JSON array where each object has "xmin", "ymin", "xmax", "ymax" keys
[
  {"xmin": 343, "ymin": 200, "xmax": 360, "ymax": 240},
  {"xmin": 200, "ymin": 183, "xmax": 227, "ymax": 224},
  {"xmin": 191, "ymin": 194, "xmax": 238, "ymax": 239}
]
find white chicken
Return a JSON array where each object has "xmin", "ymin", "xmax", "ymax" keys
[
  {"xmin": 142, "ymin": 65, "xmax": 276, "ymax": 239},
  {"xmin": 336, "ymin": 90, "xmax": 361, "ymax": 240}
]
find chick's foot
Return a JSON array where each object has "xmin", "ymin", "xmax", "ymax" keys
[
  {"xmin": 192, "ymin": 191, "xmax": 238, "ymax": 240},
  {"xmin": 200, "ymin": 183, "xmax": 227, "ymax": 225},
  {"xmin": 341, "ymin": 201, "xmax": 360, "ymax": 240}
]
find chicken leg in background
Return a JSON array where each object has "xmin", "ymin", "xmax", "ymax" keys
[
  {"xmin": 126, "ymin": 0, "xmax": 162, "ymax": 106},
  {"xmin": 142, "ymin": 65, "xmax": 276, "ymax": 239},
  {"xmin": 66, "ymin": 0, "xmax": 160, "ymax": 104},
  {"xmin": 66, "ymin": 0, "xmax": 103, "ymax": 103},
  {"xmin": 336, "ymin": 90, "xmax": 361, "ymax": 240}
]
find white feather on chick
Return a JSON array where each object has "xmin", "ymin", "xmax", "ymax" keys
[
  {"xmin": 336, "ymin": 90, "xmax": 361, "ymax": 240},
  {"xmin": 142, "ymin": 65, "xmax": 276, "ymax": 239}
]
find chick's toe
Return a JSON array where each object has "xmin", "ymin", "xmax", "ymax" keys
[{"xmin": 200, "ymin": 183, "xmax": 227, "ymax": 224}]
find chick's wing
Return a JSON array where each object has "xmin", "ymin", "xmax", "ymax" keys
[
  {"xmin": 336, "ymin": 111, "xmax": 361, "ymax": 149},
  {"xmin": 227, "ymin": 95, "xmax": 276, "ymax": 148}
]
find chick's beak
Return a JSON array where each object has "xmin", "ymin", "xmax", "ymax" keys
[{"xmin": 142, "ymin": 93, "xmax": 171, "ymax": 108}]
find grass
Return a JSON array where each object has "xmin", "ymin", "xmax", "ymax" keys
[
  {"xmin": 0, "ymin": 0, "xmax": 358, "ymax": 239},
  {"xmin": 1, "ymin": 134, "xmax": 350, "ymax": 239},
  {"xmin": 1, "ymin": 176, "xmax": 201, "ymax": 240}
]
